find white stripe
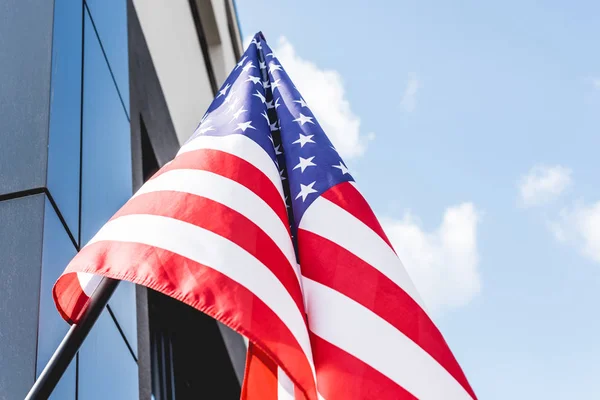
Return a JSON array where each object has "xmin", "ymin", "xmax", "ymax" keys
[
  {"xmin": 299, "ymin": 196, "xmax": 426, "ymax": 310},
  {"xmin": 132, "ymin": 169, "xmax": 299, "ymax": 283},
  {"xmin": 277, "ymin": 367, "xmax": 327, "ymax": 400},
  {"xmin": 177, "ymin": 133, "xmax": 284, "ymax": 200},
  {"xmin": 88, "ymin": 214, "xmax": 314, "ymax": 376},
  {"xmin": 77, "ymin": 272, "xmax": 102, "ymax": 297},
  {"xmin": 277, "ymin": 368, "xmax": 295, "ymax": 400},
  {"xmin": 303, "ymin": 278, "xmax": 473, "ymax": 400}
]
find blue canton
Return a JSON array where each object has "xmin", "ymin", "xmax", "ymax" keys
[
  {"xmin": 186, "ymin": 32, "xmax": 354, "ymax": 236},
  {"xmin": 259, "ymin": 39, "xmax": 355, "ymax": 229},
  {"xmin": 186, "ymin": 36, "xmax": 278, "ymax": 164}
]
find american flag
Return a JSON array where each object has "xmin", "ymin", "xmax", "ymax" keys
[{"xmin": 53, "ymin": 32, "xmax": 477, "ymax": 400}]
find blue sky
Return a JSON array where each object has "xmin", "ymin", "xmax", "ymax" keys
[{"xmin": 236, "ymin": 1, "xmax": 600, "ymax": 398}]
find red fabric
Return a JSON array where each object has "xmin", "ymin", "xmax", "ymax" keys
[
  {"xmin": 242, "ymin": 344, "xmax": 278, "ymax": 400},
  {"xmin": 310, "ymin": 333, "xmax": 417, "ymax": 400},
  {"xmin": 299, "ymin": 229, "xmax": 476, "ymax": 399},
  {"xmin": 152, "ymin": 148, "xmax": 289, "ymax": 228},
  {"xmin": 58, "ymin": 240, "xmax": 316, "ymax": 398}
]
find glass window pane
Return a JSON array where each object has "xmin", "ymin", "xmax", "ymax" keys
[
  {"xmin": 36, "ymin": 198, "xmax": 77, "ymax": 399},
  {"xmin": 109, "ymin": 281, "xmax": 138, "ymax": 358},
  {"xmin": 46, "ymin": 0, "xmax": 83, "ymax": 241},
  {"xmin": 84, "ymin": 0, "xmax": 129, "ymax": 115},
  {"xmin": 80, "ymin": 10, "xmax": 137, "ymax": 353},
  {"xmin": 79, "ymin": 310, "xmax": 139, "ymax": 399},
  {"xmin": 80, "ymin": 11, "xmax": 132, "ymax": 244}
]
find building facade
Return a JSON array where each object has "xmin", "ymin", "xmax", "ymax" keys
[{"xmin": 0, "ymin": 0, "xmax": 245, "ymax": 398}]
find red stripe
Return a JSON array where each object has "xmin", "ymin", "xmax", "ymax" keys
[
  {"xmin": 310, "ymin": 332, "xmax": 417, "ymax": 400},
  {"xmin": 242, "ymin": 344, "xmax": 278, "ymax": 400},
  {"xmin": 321, "ymin": 182, "xmax": 394, "ymax": 250},
  {"xmin": 108, "ymin": 191, "xmax": 305, "ymax": 316},
  {"xmin": 298, "ymin": 229, "xmax": 477, "ymax": 400},
  {"xmin": 295, "ymin": 385, "xmax": 308, "ymax": 400},
  {"xmin": 153, "ymin": 148, "xmax": 288, "ymax": 229},
  {"xmin": 56, "ymin": 240, "xmax": 317, "ymax": 400},
  {"xmin": 52, "ymin": 273, "xmax": 90, "ymax": 325}
]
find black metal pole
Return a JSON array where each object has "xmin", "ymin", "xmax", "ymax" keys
[{"xmin": 25, "ymin": 277, "xmax": 120, "ymax": 400}]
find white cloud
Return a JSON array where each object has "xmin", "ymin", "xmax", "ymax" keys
[
  {"xmin": 400, "ymin": 77, "xmax": 420, "ymax": 113},
  {"xmin": 272, "ymin": 37, "xmax": 370, "ymax": 159},
  {"xmin": 520, "ymin": 165, "xmax": 600, "ymax": 265},
  {"xmin": 550, "ymin": 202, "xmax": 600, "ymax": 263},
  {"xmin": 381, "ymin": 203, "xmax": 482, "ymax": 314},
  {"xmin": 518, "ymin": 165, "xmax": 572, "ymax": 207},
  {"xmin": 242, "ymin": 35, "xmax": 253, "ymax": 50}
]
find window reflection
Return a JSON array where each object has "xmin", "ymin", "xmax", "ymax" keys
[
  {"xmin": 80, "ymin": 10, "xmax": 131, "ymax": 246},
  {"xmin": 46, "ymin": 0, "xmax": 83, "ymax": 241},
  {"xmin": 84, "ymin": 0, "xmax": 129, "ymax": 115},
  {"xmin": 80, "ymin": 10, "xmax": 137, "ymax": 355},
  {"xmin": 36, "ymin": 197, "xmax": 77, "ymax": 399},
  {"xmin": 79, "ymin": 310, "xmax": 139, "ymax": 399},
  {"xmin": 109, "ymin": 281, "xmax": 138, "ymax": 357}
]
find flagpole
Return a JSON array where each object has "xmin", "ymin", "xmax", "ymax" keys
[{"xmin": 25, "ymin": 277, "xmax": 119, "ymax": 400}]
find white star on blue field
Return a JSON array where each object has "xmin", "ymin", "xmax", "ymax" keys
[{"xmin": 237, "ymin": 1, "xmax": 600, "ymax": 399}]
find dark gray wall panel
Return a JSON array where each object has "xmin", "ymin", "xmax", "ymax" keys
[
  {"xmin": 0, "ymin": 194, "xmax": 45, "ymax": 399},
  {"xmin": 0, "ymin": 0, "xmax": 54, "ymax": 195}
]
